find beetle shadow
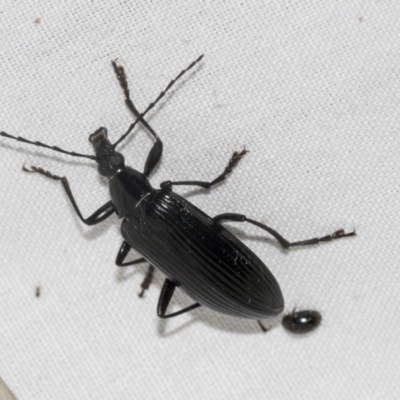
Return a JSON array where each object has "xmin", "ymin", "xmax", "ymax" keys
[
  {"xmin": 114, "ymin": 263, "xmax": 281, "ymax": 337},
  {"xmin": 156, "ymin": 306, "xmax": 282, "ymax": 337}
]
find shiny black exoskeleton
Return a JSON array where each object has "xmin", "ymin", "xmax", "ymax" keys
[
  {"xmin": 0, "ymin": 56, "xmax": 355, "ymax": 328},
  {"xmin": 282, "ymin": 309, "xmax": 322, "ymax": 334}
]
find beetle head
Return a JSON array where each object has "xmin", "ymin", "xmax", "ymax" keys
[{"xmin": 89, "ymin": 127, "xmax": 125, "ymax": 178}]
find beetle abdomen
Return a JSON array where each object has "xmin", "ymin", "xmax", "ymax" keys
[{"xmin": 122, "ymin": 191, "xmax": 284, "ymax": 319}]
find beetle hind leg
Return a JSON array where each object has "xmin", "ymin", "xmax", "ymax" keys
[{"xmin": 157, "ymin": 279, "xmax": 201, "ymax": 319}]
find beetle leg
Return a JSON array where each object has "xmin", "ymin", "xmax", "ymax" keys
[
  {"xmin": 138, "ymin": 265, "xmax": 155, "ymax": 298},
  {"xmin": 112, "ymin": 60, "xmax": 163, "ymax": 177},
  {"xmin": 160, "ymin": 147, "xmax": 248, "ymax": 191},
  {"xmin": 157, "ymin": 279, "xmax": 201, "ymax": 319},
  {"xmin": 213, "ymin": 213, "xmax": 356, "ymax": 249},
  {"xmin": 115, "ymin": 242, "xmax": 154, "ymax": 297},
  {"xmin": 115, "ymin": 240, "xmax": 147, "ymax": 267},
  {"xmin": 111, "ymin": 55, "xmax": 203, "ymax": 151},
  {"xmin": 257, "ymin": 320, "xmax": 269, "ymax": 333},
  {"xmin": 23, "ymin": 165, "xmax": 116, "ymax": 225}
]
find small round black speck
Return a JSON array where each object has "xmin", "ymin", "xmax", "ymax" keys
[{"xmin": 282, "ymin": 309, "xmax": 322, "ymax": 334}]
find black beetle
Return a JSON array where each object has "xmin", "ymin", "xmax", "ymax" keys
[
  {"xmin": 282, "ymin": 309, "xmax": 322, "ymax": 334},
  {"xmin": 0, "ymin": 55, "xmax": 355, "ymax": 328}
]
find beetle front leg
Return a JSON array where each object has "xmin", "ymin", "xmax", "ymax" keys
[
  {"xmin": 160, "ymin": 148, "xmax": 248, "ymax": 191},
  {"xmin": 112, "ymin": 56, "xmax": 204, "ymax": 176},
  {"xmin": 157, "ymin": 279, "xmax": 201, "ymax": 319},
  {"xmin": 213, "ymin": 213, "xmax": 356, "ymax": 249},
  {"xmin": 112, "ymin": 60, "xmax": 163, "ymax": 177},
  {"xmin": 23, "ymin": 165, "xmax": 116, "ymax": 225}
]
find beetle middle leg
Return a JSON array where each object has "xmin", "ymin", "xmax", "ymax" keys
[
  {"xmin": 213, "ymin": 213, "xmax": 356, "ymax": 249},
  {"xmin": 116, "ymin": 241, "xmax": 147, "ymax": 267},
  {"xmin": 116, "ymin": 241, "xmax": 154, "ymax": 297},
  {"xmin": 157, "ymin": 279, "xmax": 201, "ymax": 319}
]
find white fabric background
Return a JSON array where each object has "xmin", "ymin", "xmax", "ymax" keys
[{"xmin": 0, "ymin": 2, "xmax": 399, "ymax": 399}]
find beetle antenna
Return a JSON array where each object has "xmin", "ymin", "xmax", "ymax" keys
[
  {"xmin": 0, "ymin": 55, "xmax": 204, "ymax": 158},
  {"xmin": 0, "ymin": 131, "xmax": 96, "ymax": 160},
  {"xmin": 112, "ymin": 54, "xmax": 204, "ymax": 149}
]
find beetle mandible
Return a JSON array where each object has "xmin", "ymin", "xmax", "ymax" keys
[{"xmin": 0, "ymin": 55, "xmax": 355, "ymax": 329}]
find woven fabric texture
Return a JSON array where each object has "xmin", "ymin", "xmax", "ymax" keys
[{"xmin": 0, "ymin": 2, "xmax": 399, "ymax": 399}]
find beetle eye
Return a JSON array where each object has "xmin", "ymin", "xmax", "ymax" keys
[{"xmin": 109, "ymin": 152, "xmax": 124, "ymax": 169}]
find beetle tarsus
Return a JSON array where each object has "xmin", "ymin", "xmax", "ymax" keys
[
  {"xmin": 22, "ymin": 164, "xmax": 63, "ymax": 181},
  {"xmin": 288, "ymin": 228, "xmax": 356, "ymax": 247}
]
